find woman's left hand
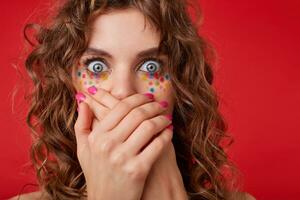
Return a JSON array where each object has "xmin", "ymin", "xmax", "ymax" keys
[{"xmin": 76, "ymin": 88, "xmax": 188, "ymax": 200}]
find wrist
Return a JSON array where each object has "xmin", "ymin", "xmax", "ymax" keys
[{"xmin": 167, "ymin": 164, "xmax": 188, "ymax": 200}]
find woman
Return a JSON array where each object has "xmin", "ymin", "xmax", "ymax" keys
[{"xmin": 10, "ymin": 0, "xmax": 255, "ymax": 199}]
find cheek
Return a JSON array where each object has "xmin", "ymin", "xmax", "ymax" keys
[
  {"xmin": 138, "ymin": 72, "xmax": 172, "ymax": 99},
  {"xmin": 76, "ymin": 66, "xmax": 109, "ymax": 90}
]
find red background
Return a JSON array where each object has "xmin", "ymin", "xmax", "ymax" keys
[{"xmin": 1, "ymin": 0, "xmax": 299, "ymax": 199}]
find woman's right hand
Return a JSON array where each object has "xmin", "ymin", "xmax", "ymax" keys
[{"xmin": 74, "ymin": 92, "xmax": 173, "ymax": 200}]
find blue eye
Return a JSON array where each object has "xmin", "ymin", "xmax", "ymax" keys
[
  {"xmin": 139, "ymin": 60, "xmax": 161, "ymax": 73},
  {"xmin": 85, "ymin": 59, "xmax": 109, "ymax": 74}
]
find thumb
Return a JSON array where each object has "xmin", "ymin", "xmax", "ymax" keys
[{"xmin": 74, "ymin": 102, "xmax": 93, "ymax": 150}]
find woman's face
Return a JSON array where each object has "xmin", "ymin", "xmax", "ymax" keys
[{"xmin": 72, "ymin": 8, "xmax": 175, "ymax": 114}]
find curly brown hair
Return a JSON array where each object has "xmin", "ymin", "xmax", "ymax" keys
[{"xmin": 19, "ymin": 0, "xmax": 244, "ymax": 199}]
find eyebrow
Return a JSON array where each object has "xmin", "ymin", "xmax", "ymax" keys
[{"xmin": 83, "ymin": 46, "xmax": 164, "ymax": 59}]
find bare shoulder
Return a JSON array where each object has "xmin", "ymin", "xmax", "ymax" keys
[
  {"xmin": 233, "ymin": 192, "xmax": 256, "ymax": 200},
  {"xmin": 9, "ymin": 190, "xmax": 48, "ymax": 200},
  {"xmin": 244, "ymin": 192, "xmax": 256, "ymax": 200}
]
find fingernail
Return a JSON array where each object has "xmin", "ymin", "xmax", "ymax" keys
[
  {"xmin": 75, "ymin": 92, "xmax": 86, "ymax": 104},
  {"xmin": 88, "ymin": 86, "xmax": 97, "ymax": 95},
  {"xmin": 159, "ymin": 100, "xmax": 168, "ymax": 108},
  {"xmin": 143, "ymin": 93, "xmax": 154, "ymax": 100},
  {"xmin": 166, "ymin": 124, "xmax": 173, "ymax": 130},
  {"xmin": 164, "ymin": 114, "xmax": 173, "ymax": 121}
]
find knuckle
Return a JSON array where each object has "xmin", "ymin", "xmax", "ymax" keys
[
  {"xmin": 99, "ymin": 139, "xmax": 115, "ymax": 153},
  {"xmin": 141, "ymin": 120, "xmax": 156, "ymax": 132},
  {"xmin": 110, "ymin": 151, "xmax": 126, "ymax": 165},
  {"xmin": 132, "ymin": 108, "xmax": 147, "ymax": 119},
  {"xmin": 125, "ymin": 163, "xmax": 147, "ymax": 181}
]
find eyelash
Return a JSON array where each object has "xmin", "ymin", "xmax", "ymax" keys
[{"xmin": 82, "ymin": 56, "xmax": 165, "ymax": 74}]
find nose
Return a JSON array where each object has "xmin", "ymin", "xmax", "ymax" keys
[{"xmin": 109, "ymin": 68, "xmax": 137, "ymax": 100}]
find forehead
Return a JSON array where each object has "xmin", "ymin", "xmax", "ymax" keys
[{"xmin": 88, "ymin": 8, "xmax": 161, "ymax": 54}]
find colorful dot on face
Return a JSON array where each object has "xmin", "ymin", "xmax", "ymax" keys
[
  {"xmin": 165, "ymin": 74, "xmax": 170, "ymax": 80},
  {"xmin": 82, "ymin": 74, "xmax": 86, "ymax": 78},
  {"xmin": 77, "ymin": 71, "xmax": 81, "ymax": 77},
  {"xmin": 150, "ymin": 88, "xmax": 155, "ymax": 93},
  {"xmin": 148, "ymin": 73, "xmax": 154, "ymax": 79},
  {"xmin": 141, "ymin": 74, "xmax": 148, "ymax": 81},
  {"xmin": 100, "ymin": 73, "xmax": 109, "ymax": 80}
]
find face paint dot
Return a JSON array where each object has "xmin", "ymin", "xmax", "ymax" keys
[
  {"xmin": 155, "ymin": 81, "xmax": 160, "ymax": 86},
  {"xmin": 84, "ymin": 81, "xmax": 87, "ymax": 85},
  {"xmin": 77, "ymin": 71, "xmax": 81, "ymax": 77},
  {"xmin": 154, "ymin": 72, "xmax": 159, "ymax": 79},
  {"xmin": 148, "ymin": 73, "xmax": 154, "ymax": 79},
  {"xmin": 159, "ymin": 77, "xmax": 164, "ymax": 82},
  {"xmin": 149, "ymin": 81, "xmax": 153, "ymax": 86},
  {"xmin": 82, "ymin": 74, "xmax": 86, "ymax": 79},
  {"xmin": 101, "ymin": 73, "xmax": 109, "ymax": 80},
  {"xmin": 165, "ymin": 74, "xmax": 170, "ymax": 80},
  {"xmin": 141, "ymin": 74, "xmax": 147, "ymax": 81},
  {"xmin": 150, "ymin": 88, "xmax": 155, "ymax": 93}
]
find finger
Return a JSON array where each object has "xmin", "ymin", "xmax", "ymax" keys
[
  {"xmin": 111, "ymin": 100, "xmax": 168, "ymax": 142},
  {"xmin": 96, "ymin": 93, "xmax": 155, "ymax": 133},
  {"xmin": 123, "ymin": 114, "xmax": 172, "ymax": 156},
  {"xmin": 137, "ymin": 128, "xmax": 173, "ymax": 167},
  {"xmin": 76, "ymin": 91, "xmax": 110, "ymax": 121},
  {"xmin": 86, "ymin": 86, "xmax": 120, "ymax": 109},
  {"xmin": 74, "ymin": 102, "xmax": 93, "ymax": 150}
]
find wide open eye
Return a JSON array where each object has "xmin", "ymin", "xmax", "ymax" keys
[
  {"xmin": 139, "ymin": 60, "xmax": 161, "ymax": 73},
  {"xmin": 86, "ymin": 60, "xmax": 109, "ymax": 74}
]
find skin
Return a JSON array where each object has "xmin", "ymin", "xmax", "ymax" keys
[
  {"xmin": 73, "ymin": 8, "xmax": 174, "ymax": 107},
  {"xmin": 72, "ymin": 7, "xmax": 187, "ymax": 200},
  {"xmin": 9, "ymin": 7, "xmax": 256, "ymax": 200}
]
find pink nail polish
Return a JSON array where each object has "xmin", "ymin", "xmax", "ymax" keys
[
  {"xmin": 164, "ymin": 114, "xmax": 173, "ymax": 121},
  {"xmin": 88, "ymin": 86, "xmax": 97, "ymax": 95},
  {"xmin": 144, "ymin": 93, "xmax": 154, "ymax": 100},
  {"xmin": 159, "ymin": 101, "xmax": 168, "ymax": 108},
  {"xmin": 166, "ymin": 124, "xmax": 173, "ymax": 130},
  {"xmin": 75, "ymin": 92, "xmax": 86, "ymax": 104}
]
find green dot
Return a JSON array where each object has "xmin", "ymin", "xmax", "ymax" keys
[{"xmin": 150, "ymin": 88, "xmax": 155, "ymax": 93}]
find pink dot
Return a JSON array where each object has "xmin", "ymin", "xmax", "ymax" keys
[{"xmin": 88, "ymin": 86, "xmax": 97, "ymax": 95}]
